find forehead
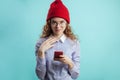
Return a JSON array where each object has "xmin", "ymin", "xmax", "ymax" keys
[{"xmin": 51, "ymin": 17, "xmax": 66, "ymax": 22}]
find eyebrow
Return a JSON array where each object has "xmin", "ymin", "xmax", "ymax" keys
[
  {"xmin": 51, "ymin": 20, "xmax": 56, "ymax": 23},
  {"xmin": 51, "ymin": 20, "xmax": 65, "ymax": 23}
]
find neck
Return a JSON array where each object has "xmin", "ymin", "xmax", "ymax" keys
[{"xmin": 53, "ymin": 33, "xmax": 64, "ymax": 39}]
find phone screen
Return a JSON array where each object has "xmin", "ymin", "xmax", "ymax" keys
[{"xmin": 54, "ymin": 51, "xmax": 63, "ymax": 58}]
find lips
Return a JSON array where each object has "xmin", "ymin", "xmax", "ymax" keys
[{"xmin": 55, "ymin": 29, "xmax": 60, "ymax": 32}]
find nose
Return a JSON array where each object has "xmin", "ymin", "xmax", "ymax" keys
[{"xmin": 56, "ymin": 23, "xmax": 61, "ymax": 28}]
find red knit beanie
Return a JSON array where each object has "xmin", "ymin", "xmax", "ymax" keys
[{"xmin": 46, "ymin": 0, "xmax": 70, "ymax": 23}]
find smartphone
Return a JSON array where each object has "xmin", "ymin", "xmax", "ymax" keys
[{"xmin": 54, "ymin": 51, "xmax": 63, "ymax": 58}]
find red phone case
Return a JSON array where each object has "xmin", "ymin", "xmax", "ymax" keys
[{"xmin": 54, "ymin": 51, "xmax": 63, "ymax": 58}]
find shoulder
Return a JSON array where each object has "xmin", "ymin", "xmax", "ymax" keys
[
  {"xmin": 35, "ymin": 37, "xmax": 47, "ymax": 47},
  {"xmin": 66, "ymin": 37, "xmax": 80, "ymax": 44},
  {"xmin": 66, "ymin": 38, "xmax": 80, "ymax": 46},
  {"xmin": 35, "ymin": 37, "xmax": 48, "ymax": 55},
  {"xmin": 37, "ymin": 37, "xmax": 47, "ymax": 43}
]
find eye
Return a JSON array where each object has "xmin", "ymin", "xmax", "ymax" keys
[
  {"xmin": 60, "ymin": 21, "xmax": 66, "ymax": 25},
  {"xmin": 51, "ymin": 21, "xmax": 57, "ymax": 25},
  {"xmin": 60, "ymin": 21, "xmax": 64, "ymax": 24}
]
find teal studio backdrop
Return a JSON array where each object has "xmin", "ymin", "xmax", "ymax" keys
[{"xmin": 0, "ymin": 0, "xmax": 120, "ymax": 80}]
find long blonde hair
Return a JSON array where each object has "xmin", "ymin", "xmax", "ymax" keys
[{"xmin": 40, "ymin": 20, "xmax": 77, "ymax": 40}]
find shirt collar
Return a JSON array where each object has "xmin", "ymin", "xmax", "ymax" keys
[
  {"xmin": 59, "ymin": 34, "xmax": 66, "ymax": 43},
  {"xmin": 50, "ymin": 34, "xmax": 67, "ymax": 43}
]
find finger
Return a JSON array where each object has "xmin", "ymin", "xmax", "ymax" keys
[
  {"xmin": 44, "ymin": 37, "xmax": 53, "ymax": 44},
  {"xmin": 42, "ymin": 38, "xmax": 55, "ymax": 46},
  {"xmin": 46, "ymin": 37, "xmax": 57, "ymax": 43},
  {"xmin": 58, "ymin": 57, "xmax": 65, "ymax": 61},
  {"xmin": 59, "ymin": 55, "xmax": 64, "ymax": 58},
  {"xmin": 54, "ymin": 58, "xmax": 60, "ymax": 61},
  {"xmin": 49, "ymin": 39, "xmax": 57, "ymax": 44},
  {"xmin": 46, "ymin": 44, "xmax": 54, "ymax": 50},
  {"xmin": 47, "ymin": 38, "xmax": 58, "ymax": 45},
  {"xmin": 48, "ymin": 36, "xmax": 57, "ymax": 40}
]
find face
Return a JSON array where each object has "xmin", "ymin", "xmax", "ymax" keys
[{"xmin": 50, "ymin": 17, "xmax": 67, "ymax": 36}]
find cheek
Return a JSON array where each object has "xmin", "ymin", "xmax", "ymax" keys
[
  {"xmin": 51, "ymin": 26, "xmax": 55, "ymax": 31},
  {"xmin": 62, "ymin": 26, "xmax": 66, "ymax": 31}
]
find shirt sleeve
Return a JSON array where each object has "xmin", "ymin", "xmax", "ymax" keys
[
  {"xmin": 68, "ymin": 40, "xmax": 80, "ymax": 79},
  {"xmin": 35, "ymin": 39, "xmax": 46, "ymax": 80}
]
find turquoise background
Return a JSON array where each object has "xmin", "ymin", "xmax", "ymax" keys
[{"xmin": 0, "ymin": 0, "xmax": 120, "ymax": 80}]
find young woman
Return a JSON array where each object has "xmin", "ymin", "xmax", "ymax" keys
[{"xmin": 35, "ymin": 0, "xmax": 80, "ymax": 80}]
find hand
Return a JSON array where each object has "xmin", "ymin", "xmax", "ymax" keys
[
  {"xmin": 38, "ymin": 36, "xmax": 58, "ymax": 58},
  {"xmin": 54, "ymin": 55, "xmax": 74, "ymax": 69}
]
